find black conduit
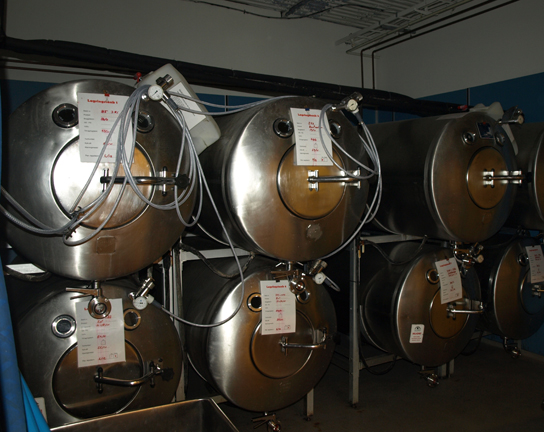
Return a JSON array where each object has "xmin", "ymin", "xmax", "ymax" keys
[{"xmin": 0, "ymin": 35, "xmax": 467, "ymax": 117}]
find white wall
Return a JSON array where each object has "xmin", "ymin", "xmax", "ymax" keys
[
  {"xmin": 374, "ymin": 0, "xmax": 544, "ymax": 98},
  {"xmin": 4, "ymin": 0, "xmax": 364, "ymax": 91}
]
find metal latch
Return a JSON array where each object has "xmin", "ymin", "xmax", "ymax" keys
[{"xmin": 307, "ymin": 169, "xmax": 361, "ymax": 191}]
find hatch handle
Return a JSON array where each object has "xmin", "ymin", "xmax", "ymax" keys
[
  {"xmin": 483, "ymin": 170, "xmax": 524, "ymax": 186},
  {"xmin": 447, "ymin": 301, "xmax": 484, "ymax": 319},
  {"xmin": 307, "ymin": 169, "xmax": 360, "ymax": 191},
  {"xmin": 279, "ymin": 328, "xmax": 328, "ymax": 353},
  {"xmin": 94, "ymin": 361, "xmax": 173, "ymax": 393}
]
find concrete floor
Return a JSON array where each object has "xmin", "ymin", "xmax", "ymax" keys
[{"xmin": 216, "ymin": 340, "xmax": 544, "ymax": 432}]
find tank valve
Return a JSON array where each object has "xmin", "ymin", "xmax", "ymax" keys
[
  {"xmin": 129, "ymin": 278, "xmax": 155, "ymax": 310},
  {"xmin": 452, "ymin": 242, "xmax": 484, "ymax": 268},
  {"xmin": 418, "ymin": 369, "xmax": 439, "ymax": 388},
  {"xmin": 253, "ymin": 413, "xmax": 282, "ymax": 432},
  {"xmin": 499, "ymin": 106, "xmax": 524, "ymax": 125},
  {"xmin": 503, "ymin": 337, "xmax": 522, "ymax": 359},
  {"xmin": 67, "ymin": 281, "xmax": 111, "ymax": 319}
]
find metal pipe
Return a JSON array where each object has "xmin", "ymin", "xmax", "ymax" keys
[{"xmin": 367, "ymin": 0, "xmax": 519, "ymax": 93}]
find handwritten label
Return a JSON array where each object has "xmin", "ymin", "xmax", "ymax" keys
[
  {"xmin": 290, "ymin": 108, "xmax": 333, "ymax": 166},
  {"xmin": 526, "ymin": 245, "xmax": 544, "ymax": 283},
  {"xmin": 409, "ymin": 324, "xmax": 424, "ymax": 343},
  {"xmin": 260, "ymin": 280, "xmax": 296, "ymax": 335},
  {"xmin": 436, "ymin": 258, "xmax": 463, "ymax": 304},
  {"xmin": 78, "ymin": 93, "xmax": 134, "ymax": 163},
  {"xmin": 75, "ymin": 298, "xmax": 126, "ymax": 368}
]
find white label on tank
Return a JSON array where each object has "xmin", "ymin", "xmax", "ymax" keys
[
  {"xmin": 260, "ymin": 280, "xmax": 296, "ymax": 335},
  {"xmin": 436, "ymin": 258, "xmax": 463, "ymax": 304},
  {"xmin": 34, "ymin": 397, "xmax": 47, "ymax": 422},
  {"xmin": 75, "ymin": 298, "xmax": 126, "ymax": 368},
  {"xmin": 290, "ymin": 108, "xmax": 333, "ymax": 166},
  {"xmin": 166, "ymin": 82, "xmax": 205, "ymax": 130},
  {"xmin": 526, "ymin": 245, "xmax": 544, "ymax": 283},
  {"xmin": 78, "ymin": 93, "xmax": 134, "ymax": 163},
  {"xmin": 409, "ymin": 324, "xmax": 424, "ymax": 343}
]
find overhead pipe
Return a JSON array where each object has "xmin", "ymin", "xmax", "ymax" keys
[{"xmin": 0, "ymin": 36, "xmax": 466, "ymax": 117}]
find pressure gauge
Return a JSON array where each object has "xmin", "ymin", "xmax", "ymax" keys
[
  {"xmin": 148, "ymin": 85, "xmax": 164, "ymax": 101},
  {"xmin": 132, "ymin": 296, "xmax": 148, "ymax": 310},
  {"xmin": 313, "ymin": 272, "xmax": 326, "ymax": 285},
  {"xmin": 346, "ymin": 99, "xmax": 359, "ymax": 112}
]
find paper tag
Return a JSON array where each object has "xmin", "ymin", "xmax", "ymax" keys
[
  {"xmin": 78, "ymin": 93, "xmax": 134, "ymax": 163},
  {"xmin": 75, "ymin": 298, "xmax": 126, "ymax": 368},
  {"xmin": 436, "ymin": 258, "xmax": 463, "ymax": 304},
  {"xmin": 290, "ymin": 108, "xmax": 333, "ymax": 166},
  {"xmin": 409, "ymin": 324, "xmax": 424, "ymax": 343},
  {"xmin": 526, "ymin": 245, "xmax": 544, "ymax": 283},
  {"xmin": 34, "ymin": 397, "xmax": 47, "ymax": 422},
  {"xmin": 167, "ymin": 82, "xmax": 205, "ymax": 130},
  {"xmin": 260, "ymin": 280, "xmax": 296, "ymax": 335}
]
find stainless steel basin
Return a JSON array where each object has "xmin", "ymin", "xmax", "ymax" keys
[{"xmin": 50, "ymin": 399, "xmax": 239, "ymax": 432}]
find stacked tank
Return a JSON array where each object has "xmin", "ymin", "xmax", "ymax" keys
[
  {"xmin": 183, "ymin": 96, "xmax": 371, "ymax": 411},
  {"xmin": 353, "ymin": 111, "xmax": 524, "ymax": 366},
  {"xmin": 506, "ymin": 122, "xmax": 544, "ymax": 230},
  {"xmin": 368, "ymin": 112, "xmax": 518, "ymax": 242},
  {"xmin": 7, "ymin": 276, "xmax": 182, "ymax": 428},
  {"xmin": 2, "ymin": 79, "xmax": 199, "ymax": 425}
]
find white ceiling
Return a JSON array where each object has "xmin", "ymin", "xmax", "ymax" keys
[{"xmin": 186, "ymin": 0, "xmax": 514, "ymax": 54}]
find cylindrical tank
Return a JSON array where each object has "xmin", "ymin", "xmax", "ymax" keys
[
  {"xmin": 197, "ymin": 97, "xmax": 369, "ymax": 261},
  {"xmin": 477, "ymin": 235, "xmax": 544, "ymax": 339},
  {"xmin": 506, "ymin": 122, "xmax": 544, "ymax": 230},
  {"xmin": 183, "ymin": 257, "xmax": 337, "ymax": 412},
  {"xmin": 360, "ymin": 242, "xmax": 481, "ymax": 367},
  {"xmin": 368, "ymin": 112, "xmax": 518, "ymax": 242},
  {"xmin": 7, "ymin": 276, "xmax": 182, "ymax": 428},
  {"xmin": 2, "ymin": 80, "xmax": 196, "ymax": 280}
]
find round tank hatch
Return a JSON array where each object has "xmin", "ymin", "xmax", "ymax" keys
[
  {"xmin": 250, "ymin": 311, "xmax": 314, "ymax": 379},
  {"xmin": 52, "ymin": 140, "xmax": 153, "ymax": 229},
  {"xmin": 520, "ymin": 272, "xmax": 544, "ymax": 315},
  {"xmin": 532, "ymin": 133, "xmax": 544, "ymax": 219},
  {"xmin": 277, "ymin": 147, "xmax": 345, "ymax": 219},
  {"xmin": 467, "ymin": 147, "xmax": 508, "ymax": 209},
  {"xmin": 52, "ymin": 342, "xmax": 142, "ymax": 419},
  {"xmin": 429, "ymin": 289, "xmax": 469, "ymax": 339}
]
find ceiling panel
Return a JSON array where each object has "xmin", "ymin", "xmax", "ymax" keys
[{"xmin": 187, "ymin": 0, "xmax": 514, "ymax": 54}]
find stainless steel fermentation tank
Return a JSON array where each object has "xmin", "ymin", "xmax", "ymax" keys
[
  {"xmin": 183, "ymin": 257, "xmax": 337, "ymax": 412},
  {"xmin": 197, "ymin": 97, "xmax": 369, "ymax": 261},
  {"xmin": 368, "ymin": 112, "xmax": 518, "ymax": 242},
  {"xmin": 477, "ymin": 235, "xmax": 544, "ymax": 339},
  {"xmin": 8, "ymin": 276, "xmax": 182, "ymax": 428},
  {"xmin": 360, "ymin": 242, "xmax": 481, "ymax": 367},
  {"xmin": 506, "ymin": 123, "xmax": 544, "ymax": 230},
  {"xmin": 2, "ymin": 80, "xmax": 196, "ymax": 280}
]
